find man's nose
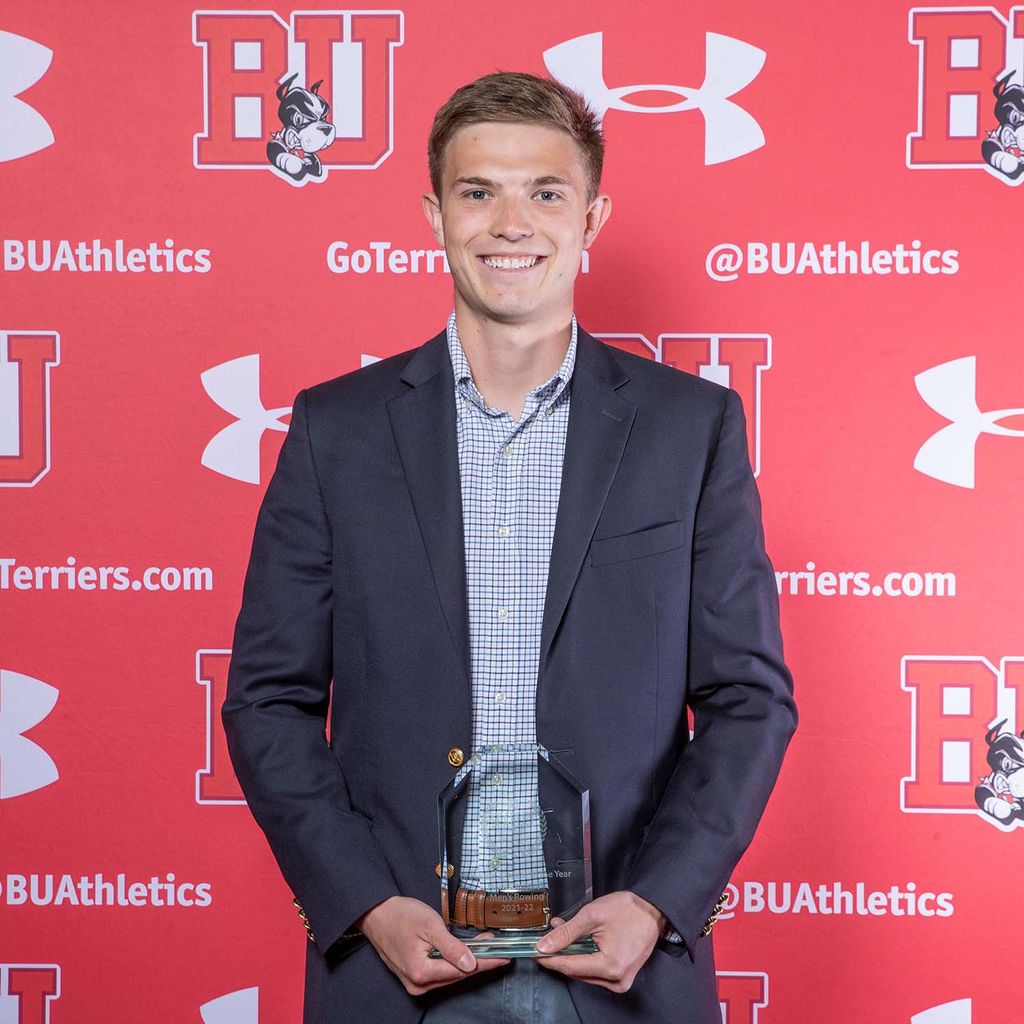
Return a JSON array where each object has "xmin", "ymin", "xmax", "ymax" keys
[{"xmin": 490, "ymin": 195, "xmax": 533, "ymax": 240}]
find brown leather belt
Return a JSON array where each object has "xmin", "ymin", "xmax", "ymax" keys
[{"xmin": 446, "ymin": 887, "xmax": 550, "ymax": 930}]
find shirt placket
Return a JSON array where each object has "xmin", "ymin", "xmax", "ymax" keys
[
  {"xmin": 477, "ymin": 401, "xmax": 528, "ymax": 889},
  {"xmin": 450, "ymin": 321, "xmax": 574, "ymax": 896}
]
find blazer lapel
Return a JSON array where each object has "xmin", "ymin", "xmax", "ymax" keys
[
  {"xmin": 540, "ymin": 327, "xmax": 636, "ymax": 669},
  {"xmin": 386, "ymin": 331, "xmax": 472, "ymax": 694}
]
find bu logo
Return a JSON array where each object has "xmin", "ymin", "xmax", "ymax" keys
[
  {"xmin": 196, "ymin": 649, "xmax": 244, "ymax": 804},
  {"xmin": 0, "ymin": 669, "xmax": 59, "ymax": 800},
  {"xmin": 902, "ymin": 656, "xmax": 1024, "ymax": 832},
  {"xmin": 201, "ymin": 355, "xmax": 290, "ymax": 485},
  {"xmin": 200, "ymin": 987, "xmax": 259, "ymax": 1024},
  {"xmin": 907, "ymin": 6, "xmax": 1024, "ymax": 185},
  {"xmin": 717, "ymin": 972, "xmax": 769, "ymax": 1024},
  {"xmin": 543, "ymin": 32, "xmax": 765, "ymax": 165},
  {"xmin": 0, "ymin": 965, "xmax": 61, "ymax": 1024},
  {"xmin": 914, "ymin": 356, "xmax": 1024, "ymax": 489},
  {"xmin": 597, "ymin": 333, "xmax": 771, "ymax": 476},
  {"xmin": 0, "ymin": 30, "xmax": 54, "ymax": 164},
  {"xmin": 192, "ymin": 9, "xmax": 403, "ymax": 185},
  {"xmin": 0, "ymin": 332, "xmax": 60, "ymax": 487}
]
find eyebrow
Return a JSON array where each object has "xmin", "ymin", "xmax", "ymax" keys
[{"xmin": 452, "ymin": 175, "xmax": 574, "ymax": 189}]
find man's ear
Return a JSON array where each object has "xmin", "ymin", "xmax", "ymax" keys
[
  {"xmin": 421, "ymin": 192, "xmax": 444, "ymax": 246},
  {"xmin": 582, "ymin": 193, "xmax": 612, "ymax": 250}
]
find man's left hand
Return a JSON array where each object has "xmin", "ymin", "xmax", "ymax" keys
[{"xmin": 533, "ymin": 890, "xmax": 666, "ymax": 993}]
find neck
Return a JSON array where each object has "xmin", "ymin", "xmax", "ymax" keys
[{"xmin": 452, "ymin": 295, "xmax": 573, "ymax": 421}]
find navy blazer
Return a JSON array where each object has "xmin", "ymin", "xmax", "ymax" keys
[{"xmin": 223, "ymin": 326, "xmax": 797, "ymax": 1024}]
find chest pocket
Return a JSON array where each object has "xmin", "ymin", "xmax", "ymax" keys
[{"xmin": 588, "ymin": 518, "xmax": 688, "ymax": 567}]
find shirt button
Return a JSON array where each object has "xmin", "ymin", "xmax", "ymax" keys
[
  {"xmin": 497, "ymin": 607, "xmax": 509, "ymax": 620},
  {"xmin": 501, "ymin": 444, "xmax": 513, "ymax": 458},
  {"xmin": 491, "ymin": 774, "xmax": 503, "ymax": 786},
  {"xmin": 490, "ymin": 856, "xmax": 501, "ymax": 869},
  {"xmin": 494, "ymin": 692, "xmax": 506, "ymax": 703},
  {"xmin": 546, "ymin": 406, "xmax": 554, "ymax": 417},
  {"xmin": 497, "ymin": 525, "xmax": 511, "ymax": 538}
]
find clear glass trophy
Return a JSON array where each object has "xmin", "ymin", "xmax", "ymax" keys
[{"xmin": 429, "ymin": 740, "xmax": 599, "ymax": 958}]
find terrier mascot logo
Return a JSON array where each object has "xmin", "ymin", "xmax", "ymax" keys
[
  {"xmin": 267, "ymin": 73, "xmax": 336, "ymax": 182},
  {"xmin": 975, "ymin": 720, "xmax": 1024, "ymax": 824},
  {"xmin": 983, "ymin": 71, "xmax": 1024, "ymax": 180}
]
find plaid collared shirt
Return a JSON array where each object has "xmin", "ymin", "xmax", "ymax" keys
[
  {"xmin": 443, "ymin": 313, "xmax": 684, "ymax": 946},
  {"xmin": 446, "ymin": 310, "xmax": 576, "ymax": 895}
]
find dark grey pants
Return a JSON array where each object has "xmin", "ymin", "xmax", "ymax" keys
[{"xmin": 419, "ymin": 931, "xmax": 583, "ymax": 1024}]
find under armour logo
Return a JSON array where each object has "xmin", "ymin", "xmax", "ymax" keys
[
  {"xmin": 202, "ymin": 353, "xmax": 380, "ymax": 484},
  {"xmin": 911, "ymin": 999, "xmax": 971, "ymax": 1024},
  {"xmin": 0, "ymin": 30, "xmax": 54, "ymax": 163},
  {"xmin": 201, "ymin": 356, "xmax": 290, "ymax": 485},
  {"xmin": 0, "ymin": 669, "xmax": 59, "ymax": 800},
  {"xmin": 914, "ymin": 356, "xmax": 1024, "ymax": 489},
  {"xmin": 200, "ymin": 987, "xmax": 259, "ymax": 1024},
  {"xmin": 543, "ymin": 31, "xmax": 765, "ymax": 165}
]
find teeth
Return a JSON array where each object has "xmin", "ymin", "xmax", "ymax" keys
[{"xmin": 483, "ymin": 256, "xmax": 538, "ymax": 269}]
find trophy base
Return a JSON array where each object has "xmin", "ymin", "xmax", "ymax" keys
[{"xmin": 429, "ymin": 932, "xmax": 600, "ymax": 959}]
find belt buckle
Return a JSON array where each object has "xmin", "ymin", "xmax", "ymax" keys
[{"xmin": 491, "ymin": 886, "xmax": 550, "ymax": 932}]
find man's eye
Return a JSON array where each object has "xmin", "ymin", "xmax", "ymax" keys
[
  {"xmin": 466, "ymin": 189, "xmax": 489, "ymax": 200},
  {"xmin": 536, "ymin": 190, "xmax": 559, "ymax": 201}
]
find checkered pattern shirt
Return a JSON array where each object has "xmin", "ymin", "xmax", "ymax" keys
[{"xmin": 447, "ymin": 310, "xmax": 576, "ymax": 895}]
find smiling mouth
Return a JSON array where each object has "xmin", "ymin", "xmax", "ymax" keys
[{"xmin": 478, "ymin": 255, "xmax": 546, "ymax": 271}]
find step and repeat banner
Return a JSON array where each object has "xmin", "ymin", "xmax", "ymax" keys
[{"xmin": 3, "ymin": 1, "xmax": 1022, "ymax": 1021}]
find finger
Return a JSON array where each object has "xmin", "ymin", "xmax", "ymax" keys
[
  {"xmin": 427, "ymin": 928, "xmax": 478, "ymax": 972},
  {"xmin": 535, "ymin": 913, "xmax": 590, "ymax": 954},
  {"xmin": 412, "ymin": 952, "xmax": 512, "ymax": 994}
]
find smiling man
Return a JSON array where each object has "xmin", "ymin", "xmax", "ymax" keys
[{"xmin": 223, "ymin": 72, "xmax": 796, "ymax": 1024}]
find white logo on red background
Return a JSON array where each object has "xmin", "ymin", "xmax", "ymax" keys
[
  {"xmin": 907, "ymin": 6, "xmax": 1024, "ymax": 185},
  {"xmin": 200, "ymin": 987, "xmax": 258, "ymax": 1024},
  {"xmin": 0, "ymin": 332, "xmax": 60, "ymax": 487},
  {"xmin": 201, "ymin": 353, "xmax": 379, "ymax": 484},
  {"xmin": 598, "ymin": 333, "xmax": 771, "ymax": 476},
  {"xmin": 193, "ymin": 10, "xmax": 403, "ymax": 185},
  {"xmin": 0, "ymin": 669, "xmax": 59, "ymax": 800},
  {"xmin": 196, "ymin": 649, "xmax": 244, "ymax": 804},
  {"xmin": 912, "ymin": 1000, "xmax": 972, "ymax": 1024},
  {"xmin": 718, "ymin": 973, "xmax": 769, "ymax": 1024},
  {"xmin": 201, "ymin": 356, "xmax": 290, "ymax": 485},
  {"xmin": 544, "ymin": 32, "xmax": 765, "ymax": 166},
  {"xmin": 0, "ymin": 31, "xmax": 54, "ymax": 164},
  {"xmin": 914, "ymin": 356, "xmax": 1024, "ymax": 488},
  {"xmin": 902, "ymin": 655, "xmax": 1024, "ymax": 831},
  {"xmin": 0, "ymin": 964, "xmax": 61, "ymax": 1023}
]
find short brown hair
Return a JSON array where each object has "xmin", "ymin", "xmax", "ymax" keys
[{"xmin": 428, "ymin": 71, "xmax": 604, "ymax": 202}]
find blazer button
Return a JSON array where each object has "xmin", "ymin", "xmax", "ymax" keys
[
  {"xmin": 447, "ymin": 747, "xmax": 465, "ymax": 767},
  {"xmin": 436, "ymin": 862, "xmax": 455, "ymax": 878}
]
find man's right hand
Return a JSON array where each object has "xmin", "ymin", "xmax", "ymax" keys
[{"xmin": 356, "ymin": 896, "xmax": 510, "ymax": 996}]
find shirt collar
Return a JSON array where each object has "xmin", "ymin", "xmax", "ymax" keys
[{"xmin": 445, "ymin": 311, "xmax": 577, "ymax": 416}]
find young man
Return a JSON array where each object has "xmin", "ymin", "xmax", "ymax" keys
[{"xmin": 223, "ymin": 72, "xmax": 796, "ymax": 1024}]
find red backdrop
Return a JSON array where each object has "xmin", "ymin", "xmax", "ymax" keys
[{"xmin": 3, "ymin": 2, "xmax": 1023, "ymax": 1022}]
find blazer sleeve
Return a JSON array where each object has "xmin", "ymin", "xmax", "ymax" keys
[
  {"xmin": 222, "ymin": 387, "xmax": 401, "ymax": 955},
  {"xmin": 623, "ymin": 387, "xmax": 797, "ymax": 957}
]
